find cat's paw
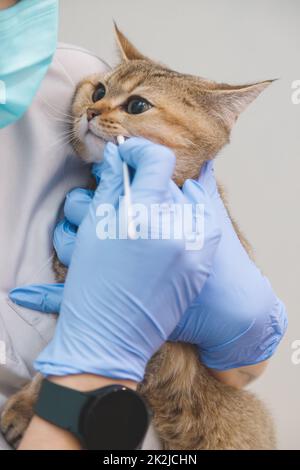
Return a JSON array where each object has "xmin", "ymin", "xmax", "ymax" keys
[{"xmin": 0, "ymin": 389, "xmax": 35, "ymax": 448}]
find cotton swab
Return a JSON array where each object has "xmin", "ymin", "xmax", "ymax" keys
[{"xmin": 116, "ymin": 135, "xmax": 136, "ymax": 239}]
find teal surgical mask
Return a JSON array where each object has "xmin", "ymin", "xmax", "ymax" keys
[{"xmin": 0, "ymin": 0, "xmax": 58, "ymax": 128}]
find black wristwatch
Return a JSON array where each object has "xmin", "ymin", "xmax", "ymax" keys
[{"xmin": 34, "ymin": 379, "xmax": 151, "ymax": 450}]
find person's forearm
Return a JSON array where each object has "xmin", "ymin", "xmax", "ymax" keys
[
  {"xmin": 0, "ymin": 0, "xmax": 18, "ymax": 10},
  {"xmin": 18, "ymin": 374, "xmax": 137, "ymax": 450},
  {"xmin": 209, "ymin": 360, "xmax": 269, "ymax": 389}
]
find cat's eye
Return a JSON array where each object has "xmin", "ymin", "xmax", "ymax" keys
[
  {"xmin": 92, "ymin": 83, "xmax": 106, "ymax": 102},
  {"xmin": 125, "ymin": 96, "xmax": 152, "ymax": 115}
]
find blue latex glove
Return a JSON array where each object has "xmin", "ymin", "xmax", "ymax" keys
[
  {"xmin": 169, "ymin": 161, "xmax": 288, "ymax": 369},
  {"xmin": 11, "ymin": 159, "xmax": 287, "ymax": 372},
  {"xmin": 10, "ymin": 138, "xmax": 221, "ymax": 381},
  {"xmin": 53, "ymin": 170, "xmax": 287, "ymax": 371}
]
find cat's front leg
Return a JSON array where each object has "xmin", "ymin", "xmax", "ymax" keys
[{"xmin": 0, "ymin": 373, "xmax": 42, "ymax": 448}]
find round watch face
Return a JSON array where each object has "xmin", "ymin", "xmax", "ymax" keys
[{"xmin": 80, "ymin": 387, "xmax": 150, "ymax": 450}]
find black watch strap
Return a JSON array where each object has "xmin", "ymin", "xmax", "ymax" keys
[
  {"xmin": 34, "ymin": 379, "xmax": 151, "ymax": 450},
  {"xmin": 34, "ymin": 379, "xmax": 93, "ymax": 443}
]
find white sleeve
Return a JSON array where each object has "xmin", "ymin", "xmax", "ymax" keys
[{"xmin": 0, "ymin": 44, "xmax": 109, "ymax": 398}]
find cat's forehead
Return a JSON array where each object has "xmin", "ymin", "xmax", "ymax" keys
[
  {"xmin": 108, "ymin": 60, "xmax": 169, "ymax": 81},
  {"xmin": 102, "ymin": 61, "xmax": 212, "ymax": 97},
  {"xmin": 104, "ymin": 61, "xmax": 181, "ymax": 93}
]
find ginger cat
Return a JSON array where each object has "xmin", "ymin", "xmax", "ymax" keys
[{"xmin": 1, "ymin": 25, "xmax": 276, "ymax": 450}]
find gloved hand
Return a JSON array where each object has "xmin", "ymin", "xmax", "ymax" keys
[
  {"xmin": 11, "ymin": 156, "xmax": 287, "ymax": 372},
  {"xmin": 54, "ymin": 166, "xmax": 287, "ymax": 371},
  {"xmin": 170, "ymin": 161, "xmax": 288, "ymax": 370},
  {"xmin": 10, "ymin": 138, "xmax": 221, "ymax": 381}
]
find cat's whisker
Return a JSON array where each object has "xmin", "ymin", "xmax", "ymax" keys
[
  {"xmin": 55, "ymin": 127, "xmax": 78, "ymax": 136},
  {"xmin": 46, "ymin": 108, "xmax": 75, "ymax": 122},
  {"xmin": 47, "ymin": 106, "xmax": 75, "ymax": 120},
  {"xmin": 48, "ymin": 116, "xmax": 75, "ymax": 124},
  {"xmin": 52, "ymin": 131, "xmax": 78, "ymax": 143},
  {"xmin": 40, "ymin": 97, "xmax": 75, "ymax": 120},
  {"xmin": 42, "ymin": 108, "xmax": 76, "ymax": 126},
  {"xmin": 49, "ymin": 133, "xmax": 79, "ymax": 150}
]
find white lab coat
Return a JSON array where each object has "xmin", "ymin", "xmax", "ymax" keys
[{"xmin": 0, "ymin": 43, "xmax": 159, "ymax": 450}]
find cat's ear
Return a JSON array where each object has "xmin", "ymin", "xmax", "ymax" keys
[
  {"xmin": 114, "ymin": 22, "xmax": 149, "ymax": 62},
  {"xmin": 207, "ymin": 80, "xmax": 275, "ymax": 129}
]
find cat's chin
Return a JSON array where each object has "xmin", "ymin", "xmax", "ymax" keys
[{"xmin": 82, "ymin": 130, "xmax": 106, "ymax": 163}]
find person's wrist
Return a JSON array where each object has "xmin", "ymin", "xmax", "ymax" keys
[
  {"xmin": 19, "ymin": 374, "xmax": 138, "ymax": 449},
  {"xmin": 48, "ymin": 374, "xmax": 137, "ymax": 392}
]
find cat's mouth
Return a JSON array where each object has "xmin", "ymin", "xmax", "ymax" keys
[
  {"xmin": 84, "ymin": 117, "xmax": 119, "ymax": 144},
  {"xmin": 87, "ymin": 127, "xmax": 110, "ymax": 143},
  {"xmin": 87, "ymin": 119, "xmax": 112, "ymax": 142},
  {"xmin": 88, "ymin": 127, "xmax": 128, "ymax": 145},
  {"xmin": 78, "ymin": 116, "xmax": 126, "ymax": 162},
  {"xmin": 78, "ymin": 114, "xmax": 128, "ymax": 162}
]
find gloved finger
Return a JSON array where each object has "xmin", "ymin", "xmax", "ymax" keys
[
  {"xmin": 64, "ymin": 188, "xmax": 94, "ymax": 227},
  {"xmin": 168, "ymin": 308, "xmax": 199, "ymax": 344},
  {"xmin": 118, "ymin": 137, "xmax": 175, "ymax": 201},
  {"xmin": 197, "ymin": 160, "xmax": 217, "ymax": 195},
  {"xmin": 183, "ymin": 179, "xmax": 219, "ymax": 229},
  {"xmin": 199, "ymin": 160, "xmax": 214, "ymax": 180},
  {"xmin": 170, "ymin": 179, "xmax": 211, "ymax": 222},
  {"xmin": 92, "ymin": 160, "xmax": 107, "ymax": 184},
  {"xmin": 9, "ymin": 284, "xmax": 64, "ymax": 314},
  {"xmin": 53, "ymin": 219, "xmax": 77, "ymax": 267},
  {"xmin": 182, "ymin": 178, "xmax": 210, "ymax": 203},
  {"xmin": 93, "ymin": 142, "xmax": 124, "ymax": 207},
  {"xmin": 169, "ymin": 180, "xmax": 186, "ymax": 204}
]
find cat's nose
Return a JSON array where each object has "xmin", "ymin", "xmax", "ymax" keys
[{"xmin": 87, "ymin": 108, "xmax": 101, "ymax": 122}]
